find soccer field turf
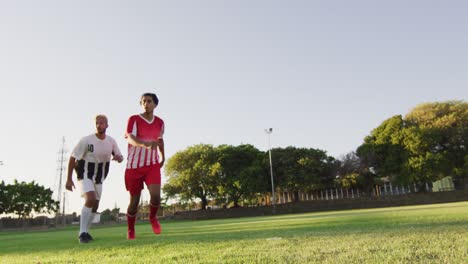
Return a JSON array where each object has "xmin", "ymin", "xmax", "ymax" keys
[{"xmin": 1, "ymin": 202, "xmax": 467, "ymax": 263}]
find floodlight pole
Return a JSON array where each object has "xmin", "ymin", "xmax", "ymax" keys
[{"xmin": 265, "ymin": 128, "xmax": 276, "ymax": 214}]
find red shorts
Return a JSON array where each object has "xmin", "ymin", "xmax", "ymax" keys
[{"xmin": 125, "ymin": 164, "xmax": 161, "ymax": 196}]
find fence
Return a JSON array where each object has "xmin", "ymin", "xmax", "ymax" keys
[
  {"xmin": 257, "ymin": 182, "xmax": 433, "ymax": 206},
  {"xmin": 169, "ymin": 188, "xmax": 468, "ymax": 220}
]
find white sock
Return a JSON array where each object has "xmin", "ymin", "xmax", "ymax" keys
[
  {"xmin": 80, "ymin": 206, "xmax": 92, "ymax": 234},
  {"xmin": 87, "ymin": 212, "xmax": 96, "ymax": 233}
]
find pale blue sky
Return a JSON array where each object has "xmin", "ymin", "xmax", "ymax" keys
[{"xmin": 0, "ymin": 1, "xmax": 466, "ymax": 214}]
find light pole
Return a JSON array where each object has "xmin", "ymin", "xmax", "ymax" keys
[{"xmin": 265, "ymin": 128, "xmax": 276, "ymax": 213}]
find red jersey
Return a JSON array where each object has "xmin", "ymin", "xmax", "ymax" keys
[{"xmin": 125, "ymin": 114, "xmax": 164, "ymax": 169}]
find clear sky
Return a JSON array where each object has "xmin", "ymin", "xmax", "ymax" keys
[{"xmin": 0, "ymin": 1, "xmax": 466, "ymax": 215}]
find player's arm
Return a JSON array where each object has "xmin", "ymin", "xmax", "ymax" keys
[
  {"xmin": 65, "ymin": 157, "xmax": 76, "ymax": 191},
  {"xmin": 112, "ymin": 139, "xmax": 124, "ymax": 163},
  {"xmin": 158, "ymin": 138, "xmax": 165, "ymax": 167},
  {"xmin": 125, "ymin": 116, "xmax": 158, "ymax": 149},
  {"xmin": 66, "ymin": 139, "xmax": 86, "ymax": 191},
  {"xmin": 127, "ymin": 134, "xmax": 158, "ymax": 149},
  {"xmin": 157, "ymin": 122, "xmax": 166, "ymax": 166}
]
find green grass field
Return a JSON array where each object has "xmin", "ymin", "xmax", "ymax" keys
[{"xmin": 1, "ymin": 202, "xmax": 467, "ymax": 264}]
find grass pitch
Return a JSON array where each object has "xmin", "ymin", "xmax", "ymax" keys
[{"xmin": 1, "ymin": 202, "xmax": 467, "ymax": 263}]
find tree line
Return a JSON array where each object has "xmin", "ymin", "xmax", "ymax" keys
[
  {"xmin": 164, "ymin": 101, "xmax": 467, "ymax": 209},
  {"xmin": 163, "ymin": 144, "xmax": 338, "ymax": 210},
  {"xmin": 0, "ymin": 180, "xmax": 58, "ymax": 218}
]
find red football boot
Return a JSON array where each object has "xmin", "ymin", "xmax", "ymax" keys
[
  {"xmin": 127, "ymin": 229, "xmax": 135, "ymax": 240},
  {"xmin": 150, "ymin": 218, "xmax": 161, "ymax": 234}
]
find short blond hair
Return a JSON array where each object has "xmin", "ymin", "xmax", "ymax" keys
[{"xmin": 95, "ymin": 114, "xmax": 108, "ymax": 123}]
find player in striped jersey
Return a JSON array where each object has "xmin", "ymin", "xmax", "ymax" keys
[
  {"xmin": 124, "ymin": 93, "xmax": 165, "ymax": 240},
  {"xmin": 66, "ymin": 115, "xmax": 123, "ymax": 243}
]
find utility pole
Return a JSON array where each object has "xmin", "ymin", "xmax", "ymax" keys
[
  {"xmin": 62, "ymin": 192, "xmax": 66, "ymax": 226},
  {"xmin": 56, "ymin": 137, "xmax": 67, "ymax": 227},
  {"xmin": 265, "ymin": 128, "xmax": 276, "ymax": 214}
]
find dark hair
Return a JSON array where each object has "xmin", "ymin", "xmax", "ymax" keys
[{"xmin": 141, "ymin": 93, "xmax": 159, "ymax": 105}]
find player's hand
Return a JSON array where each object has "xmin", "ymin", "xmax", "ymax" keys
[
  {"xmin": 113, "ymin": 154, "xmax": 124, "ymax": 163},
  {"xmin": 159, "ymin": 158, "xmax": 165, "ymax": 167},
  {"xmin": 143, "ymin": 141, "xmax": 157, "ymax": 149},
  {"xmin": 65, "ymin": 180, "xmax": 75, "ymax": 191},
  {"xmin": 157, "ymin": 138, "xmax": 164, "ymax": 146},
  {"xmin": 149, "ymin": 140, "xmax": 159, "ymax": 149}
]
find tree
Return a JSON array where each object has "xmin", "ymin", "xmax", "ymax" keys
[
  {"xmin": 164, "ymin": 144, "xmax": 221, "ymax": 210},
  {"xmin": 100, "ymin": 205, "xmax": 120, "ymax": 222},
  {"xmin": 356, "ymin": 115, "xmax": 408, "ymax": 192},
  {"xmin": 357, "ymin": 100, "xmax": 467, "ymax": 185},
  {"xmin": 111, "ymin": 207, "xmax": 120, "ymax": 219},
  {"xmin": 336, "ymin": 152, "xmax": 361, "ymax": 177},
  {"xmin": 100, "ymin": 209, "xmax": 114, "ymax": 222},
  {"xmin": 335, "ymin": 152, "xmax": 364, "ymax": 189},
  {"xmin": 269, "ymin": 147, "xmax": 336, "ymax": 202},
  {"xmin": 6, "ymin": 180, "xmax": 59, "ymax": 218},
  {"xmin": 358, "ymin": 115, "xmax": 407, "ymax": 175},
  {"xmin": 403, "ymin": 101, "xmax": 467, "ymax": 183},
  {"xmin": 217, "ymin": 144, "xmax": 267, "ymax": 207},
  {"xmin": 0, "ymin": 181, "xmax": 8, "ymax": 214}
]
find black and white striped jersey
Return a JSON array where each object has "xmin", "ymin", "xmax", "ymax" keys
[{"xmin": 71, "ymin": 134, "xmax": 122, "ymax": 184}]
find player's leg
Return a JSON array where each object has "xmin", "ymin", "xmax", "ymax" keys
[
  {"xmin": 77, "ymin": 179, "xmax": 98, "ymax": 243},
  {"xmin": 86, "ymin": 185, "xmax": 101, "ymax": 241},
  {"xmin": 127, "ymin": 192, "xmax": 141, "ymax": 216},
  {"xmin": 126, "ymin": 193, "xmax": 140, "ymax": 239},
  {"xmin": 78, "ymin": 192, "xmax": 97, "ymax": 243},
  {"xmin": 148, "ymin": 184, "xmax": 161, "ymax": 218},
  {"xmin": 146, "ymin": 164, "xmax": 162, "ymax": 234},
  {"xmin": 125, "ymin": 168, "xmax": 143, "ymax": 239},
  {"xmin": 148, "ymin": 184, "xmax": 162, "ymax": 234}
]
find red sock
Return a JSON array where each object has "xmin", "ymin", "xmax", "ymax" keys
[
  {"xmin": 127, "ymin": 213, "xmax": 136, "ymax": 231},
  {"xmin": 150, "ymin": 204, "xmax": 159, "ymax": 220}
]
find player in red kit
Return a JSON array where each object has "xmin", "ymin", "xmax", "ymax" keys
[{"xmin": 124, "ymin": 93, "xmax": 165, "ymax": 240}]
